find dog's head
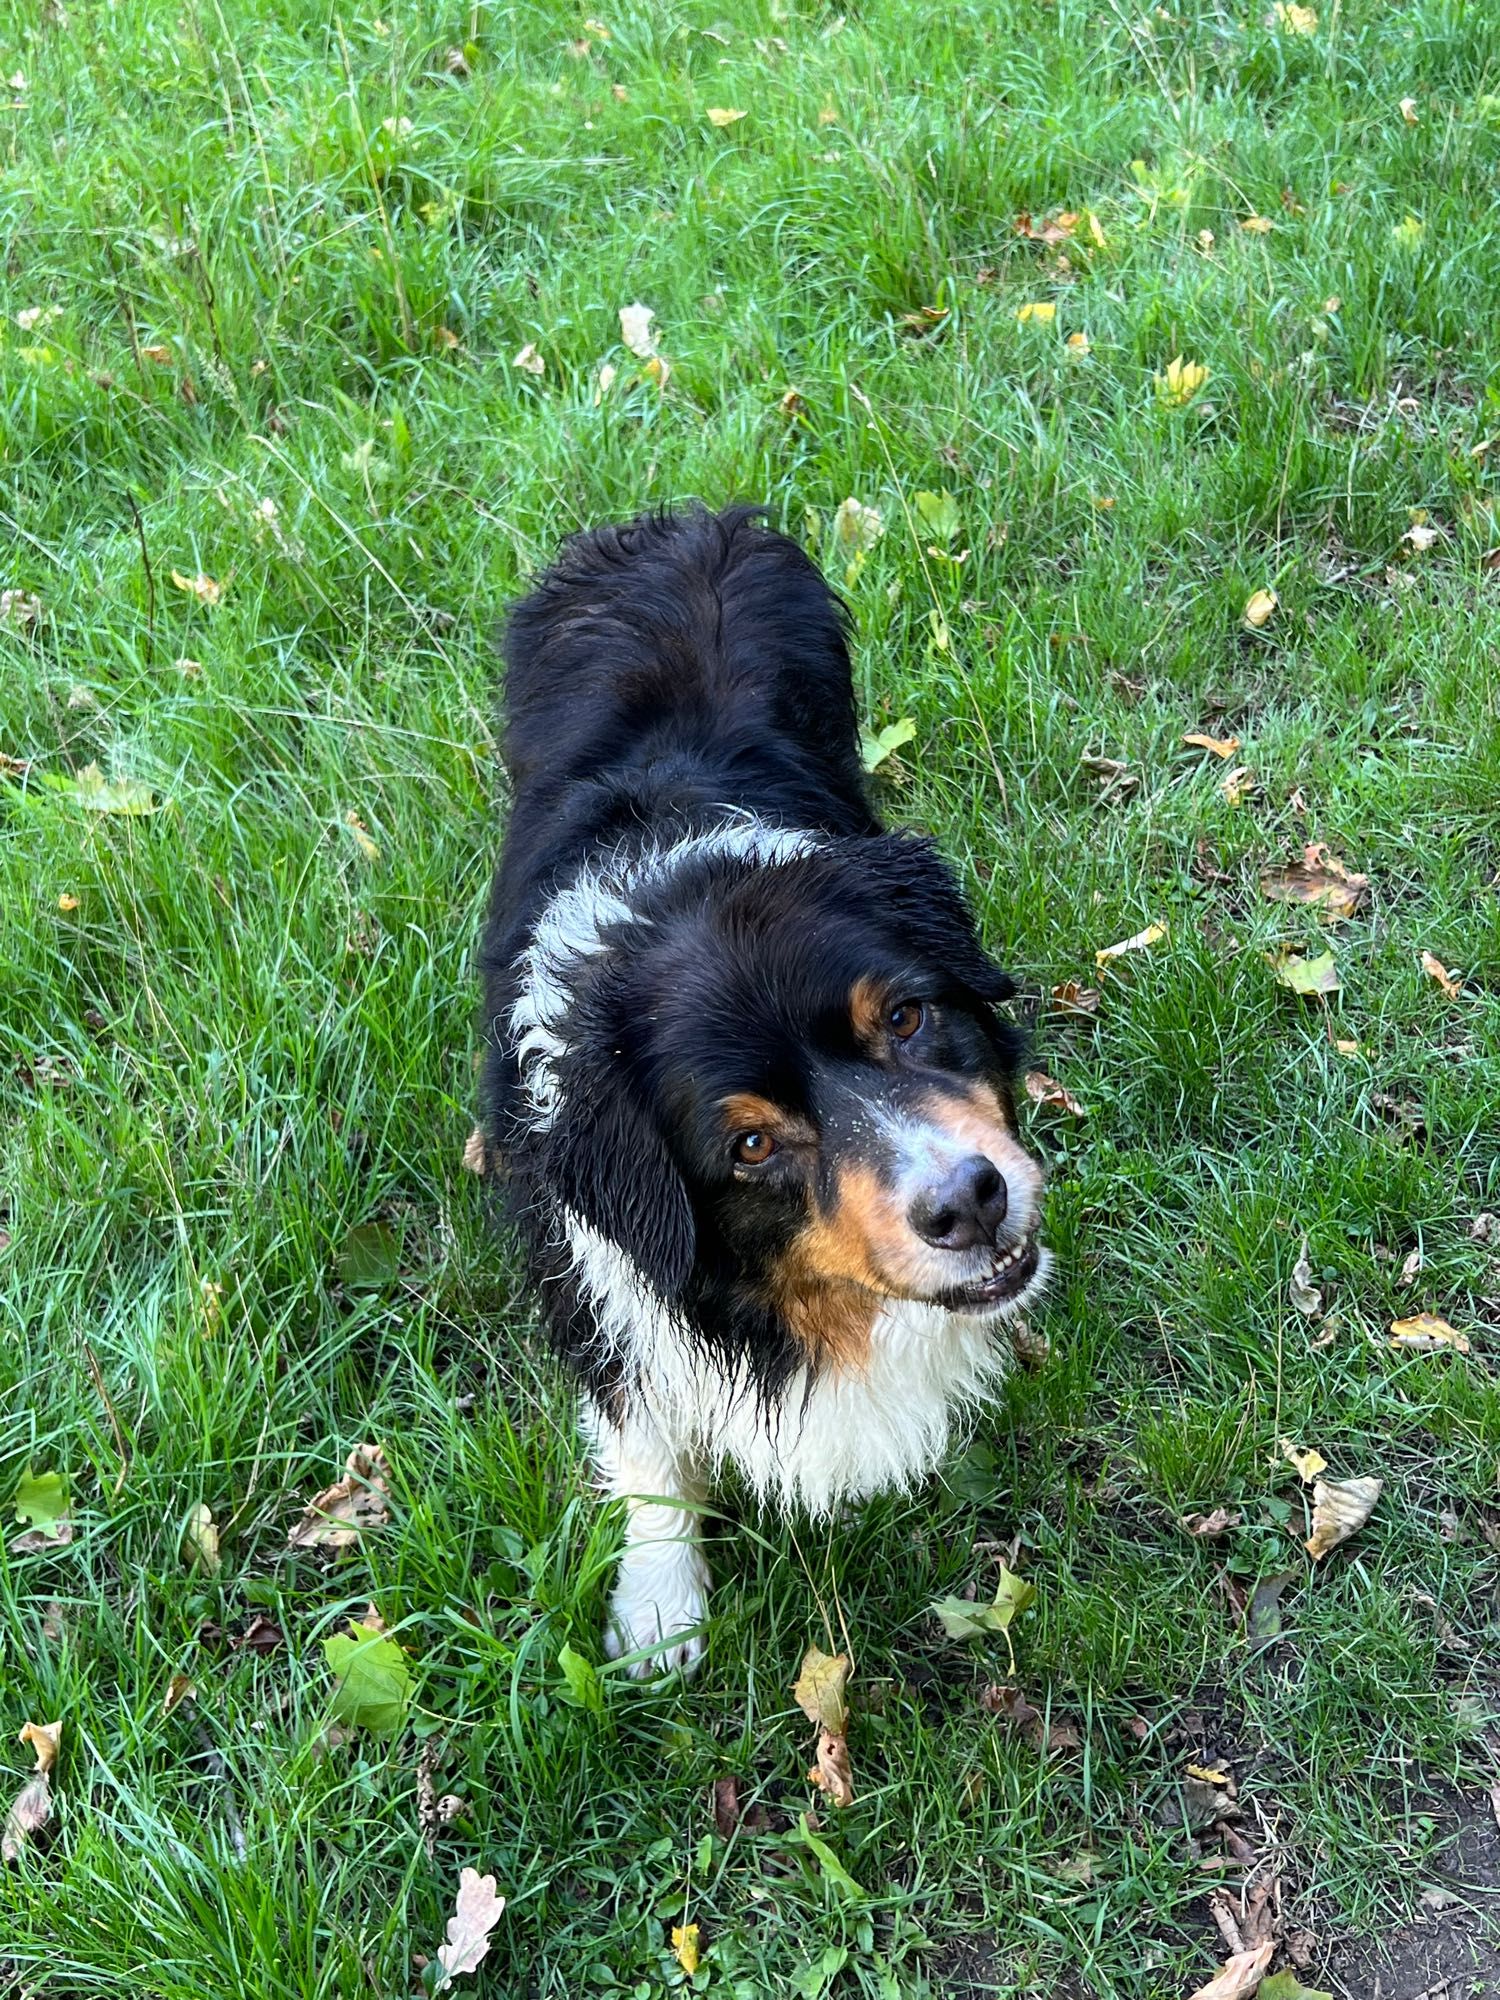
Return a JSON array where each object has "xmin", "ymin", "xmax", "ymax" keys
[{"xmin": 534, "ymin": 833, "xmax": 1048, "ymax": 1366}]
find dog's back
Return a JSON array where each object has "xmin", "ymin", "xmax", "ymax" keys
[{"xmin": 494, "ymin": 508, "xmax": 875, "ymax": 934}]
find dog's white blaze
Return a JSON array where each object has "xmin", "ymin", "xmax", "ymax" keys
[
  {"xmin": 569, "ymin": 1215, "xmax": 1051, "ymax": 1516},
  {"xmin": 509, "ymin": 812, "xmax": 819, "ymax": 1132}
]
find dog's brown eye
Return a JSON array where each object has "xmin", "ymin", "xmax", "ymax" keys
[
  {"xmin": 888, "ymin": 1000, "xmax": 925, "ymax": 1040},
  {"xmin": 734, "ymin": 1130, "xmax": 777, "ymax": 1165}
]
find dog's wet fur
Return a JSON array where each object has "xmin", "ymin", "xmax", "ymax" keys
[{"xmin": 481, "ymin": 506, "xmax": 1048, "ymax": 1673}]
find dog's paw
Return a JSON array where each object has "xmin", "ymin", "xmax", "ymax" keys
[{"xmin": 604, "ymin": 1542, "xmax": 710, "ymax": 1679}]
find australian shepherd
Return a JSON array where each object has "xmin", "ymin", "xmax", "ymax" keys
[{"xmin": 480, "ymin": 505, "xmax": 1049, "ymax": 1675}]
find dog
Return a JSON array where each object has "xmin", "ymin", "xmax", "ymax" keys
[{"xmin": 480, "ymin": 505, "xmax": 1049, "ymax": 1675}]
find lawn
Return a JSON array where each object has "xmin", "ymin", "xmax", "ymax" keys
[{"xmin": 3, "ymin": 0, "xmax": 1500, "ymax": 1993}]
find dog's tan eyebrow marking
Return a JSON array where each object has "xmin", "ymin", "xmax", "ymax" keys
[
  {"xmin": 848, "ymin": 976, "xmax": 890, "ymax": 1047},
  {"xmin": 719, "ymin": 1092, "xmax": 817, "ymax": 1146}
]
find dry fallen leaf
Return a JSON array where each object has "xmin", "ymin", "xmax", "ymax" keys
[
  {"xmin": 0, "ymin": 589, "xmax": 43, "ymax": 627},
  {"xmin": 793, "ymin": 1646, "xmax": 850, "ymax": 1733},
  {"xmin": 1050, "ymin": 981, "xmax": 1100, "ymax": 1017},
  {"xmin": 161, "ymin": 1673, "xmax": 198, "ymax": 1717},
  {"xmin": 1281, "ymin": 1439, "xmax": 1328, "ymax": 1483},
  {"xmin": 1470, "ymin": 1212, "xmax": 1497, "ymax": 1244},
  {"xmin": 1259, "ymin": 843, "xmax": 1369, "ymax": 919},
  {"xmin": 1016, "ymin": 301, "xmax": 1057, "ymax": 324},
  {"xmin": 1187, "ymin": 1762, "xmax": 1232, "ymax": 1787},
  {"xmin": 1271, "ymin": 1, "xmax": 1317, "ymax": 30},
  {"xmin": 344, "ymin": 811, "xmax": 380, "ymax": 862},
  {"xmin": 287, "ymin": 1442, "xmax": 391, "ymax": 1549},
  {"xmin": 1221, "ymin": 765, "xmax": 1255, "ymax": 806},
  {"xmin": 3, "ymin": 1719, "xmax": 61, "ymax": 1862},
  {"xmin": 170, "ymin": 570, "xmax": 223, "ymax": 606},
  {"xmin": 1180, "ymin": 1508, "xmax": 1242, "ymax": 1538},
  {"xmin": 1398, "ymin": 1246, "xmax": 1423, "ymax": 1288},
  {"xmin": 1403, "ymin": 521, "xmax": 1441, "ymax": 552},
  {"xmin": 461, "ymin": 1126, "xmax": 486, "ymax": 1175},
  {"xmin": 1289, "ymin": 1240, "xmax": 1324, "ymax": 1319},
  {"xmin": 1400, "ymin": 95, "xmax": 1419, "ymax": 124},
  {"xmin": 183, "ymin": 1502, "xmax": 220, "ymax": 1576},
  {"xmin": 1096, "ymin": 922, "xmax": 1166, "ymax": 968},
  {"xmin": 1189, "ymin": 1943, "xmax": 1276, "ymax": 2000},
  {"xmin": 1066, "ymin": 331, "xmax": 1091, "ymax": 356},
  {"xmin": 1183, "ymin": 732, "xmax": 1242, "ymax": 758},
  {"xmin": 705, "ymin": 105, "xmax": 747, "ymax": 127},
  {"xmin": 672, "ymin": 1924, "xmax": 701, "ymax": 1975},
  {"xmin": 808, "ymin": 1727, "xmax": 854, "ymax": 1807},
  {"xmin": 434, "ymin": 1867, "xmax": 506, "ymax": 1991},
  {"xmin": 1306, "ymin": 1475, "xmax": 1383, "ymax": 1560},
  {"xmin": 1242, "ymin": 588, "xmax": 1278, "ymax": 629},
  {"xmin": 619, "ymin": 302, "xmax": 658, "ymax": 359},
  {"xmin": 511, "ymin": 342, "xmax": 545, "ymax": 377},
  {"xmin": 1024, "ymin": 1070, "xmax": 1086, "ymax": 1117},
  {"xmin": 1389, "ymin": 1313, "xmax": 1471, "ymax": 1355},
  {"xmin": 1239, "ymin": 215, "xmax": 1274, "ymax": 234},
  {"xmin": 1420, "ymin": 950, "xmax": 1461, "ymax": 1000}
]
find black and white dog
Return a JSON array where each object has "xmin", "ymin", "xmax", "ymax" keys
[{"xmin": 480, "ymin": 506, "xmax": 1048, "ymax": 1674}]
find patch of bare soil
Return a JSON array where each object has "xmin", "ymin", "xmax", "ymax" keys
[{"xmin": 1321, "ymin": 1789, "xmax": 1500, "ymax": 2000}]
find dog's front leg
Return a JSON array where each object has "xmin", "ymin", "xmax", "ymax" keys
[{"xmin": 584, "ymin": 1397, "xmax": 710, "ymax": 1678}]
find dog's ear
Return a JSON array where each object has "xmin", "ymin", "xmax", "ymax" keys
[
  {"xmin": 544, "ymin": 1060, "xmax": 696, "ymax": 1302},
  {"xmin": 834, "ymin": 832, "xmax": 1016, "ymax": 1005}
]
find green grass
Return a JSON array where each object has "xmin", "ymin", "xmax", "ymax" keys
[{"xmin": 3, "ymin": 0, "xmax": 1500, "ymax": 1993}]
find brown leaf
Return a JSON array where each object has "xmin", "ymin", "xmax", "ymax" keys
[
  {"xmin": 1188, "ymin": 1942, "xmax": 1275, "ymax": 2000},
  {"xmin": 1259, "ymin": 843, "xmax": 1369, "ymax": 920},
  {"xmin": 1024, "ymin": 1070, "xmax": 1086, "ymax": 1117},
  {"xmin": 1420, "ymin": 950, "xmax": 1461, "ymax": 1000},
  {"xmin": 712, "ymin": 1775, "xmax": 742, "ymax": 1837},
  {"xmin": 434, "ymin": 1867, "xmax": 506, "ymax": 1990},
  {"xmin": 1221, "ymin": 766, "xmax": 1256, "ymax": 806},
  {"xmin": 792, "ymin": 1646, "xmax": 850, "ymax": 1733},
  {"xmin": 287, "ymin": 1441, "xmax": 391, "ymax": 1549},
  {"xmin": 1289, "ymin": 1240, "xmax": 1324, "ymax": 1319},
  {"xmin": 1180, "ymin": 1508, "xmax": 1241, "ymax": 1538},
  {"xmin": 1389, "ymin": 1313, "xmax": 1471, "ymax": 1355},
  {"xmin": 237, "ymin": 1613, "xmax": 285, "ymax": 1653},
  {"xmin": 1470, "ymin": 1212, "xmax": 1497, "ymax": 1243},
  {"xmin": 161, "ymin": 1674, "xmax": 197, "ymax": 1717},
  {"xmin": 979, "ymin": 1683, "xmax": 1039, "ymax": 1728},
  {"xmin": 1306, "ymin": 1475, "xmax": 1383, "ymax": 1559},
  {"xmin": 1183, "ymin": 732, "xmax": 1242, "ymax": 759},
  {"xmin": 3, "ymin": 1719, "xmax": 61, "ymax": 1862},
  {"xmin": 1050, "ymin": 981, "xmax": 1100, "ymax": 1017},
  {"xmin": 807, "ymin": 1728, "xmax": 854, "ymax": 1807},
  {"xmin": 461, "ymin": 1126, "xmax": 486, "ymax": 1175}
]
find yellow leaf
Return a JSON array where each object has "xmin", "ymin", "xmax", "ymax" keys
[
  {"xmin": 344, "ymin": 811, "xmax": 380, "ymax": 861},
  {"xmin": 56, "ymin": 892, "xmax": 79, "ymax": 912},
  {"xmin": 161, "ymin": 1673, "xmax": 198, "ymax": 1717},
  {"xmin": 1220, "ymin": 765, "xmax": 1255, "ymax": 805},
  {"xmin": 1280, "ymin": 1439, "xmax": 1328, "ymax": 1483},
  {"xmin": 1420, "ymin": 949, "xmax": 1461, "ymax": 999},
  {"xmin": 18, "ymin": 1720, "xmax": 60, "ymax": 1777},
  {"xmin": 1016, "ymin": 301, "xmax": 1056, "ymax": 323},
  {"xmin": 793, "ymin": 1646, "xmax": 850, "ymax": 1733},
  {"xmin": 170, "ymin": 570, "xmax": 223, "ymax": 606},
  {"xmin": 512, "ymin": 342, "xmax": 545, "ymax": 376},
  {"xmin": 583, "ymin": 16, "xmax": 611, "ymax": 38},
  {"xmin": 1239, "ymin": 215, "xmax": 1274, "ymax": 234},
  {"xmin": 1399, "ymin": 96, "xmax": 1419, "ymax": 124},
  {"xmin": 1066, "ymin": 330, "xmax": 1090, "ymax": 355},
  {"xmin": 1154, "ymin": 355, "xmax": 1208, "ymax": 407},
  {"xmin": 672, "ymin": 1924, "xmax": 700, "ymax": 1975},
  {"xmin": 1182, "ymin": 731, "xmax": 1241, "ymax": 759},
  {"xmin": 1392, "ymin": 214, "xmax": 1424, "ymax": 248},
  {"xmin": 1242, "ymin": 588, "xmax": 1278, "ymax": 628},
  {"xmin": 705, "ymin": 106, "xmax": 747, "ymax": 127},
  {"xmin": 1085, "ymin": 209, "xmax": 1107, "ymax": 247},
  {"xmin": 141, "ymin": 343, "xmax": 175, "ymax": 364},
  {"xmin": 1186, "ymin": 1763, "xmax": 1232, "ymax": 1786},
  {"xmin": 1390, "ymin": 1313, "xmax": 1471, "ymax": 1355},
  {"xmin": 1334, "ymin": 1037, "xmax": 1360, "ymax": 1055},
  {"xmin": 1095, "ymin": 922, "xmax": 1166, "ymax": 967},
  {"xmin": 1306, "ymin": 1474, "xmax": 1382, "ymax": 1560},
  {"xmin": 1271, "ymin": 1, "xmax": 1317, "ymax": 31}
]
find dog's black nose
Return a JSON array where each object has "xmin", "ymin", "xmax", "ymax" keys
[{"xmin": 908, "ymin": 1154, "xmax": 1008, "ymax": 1251}]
